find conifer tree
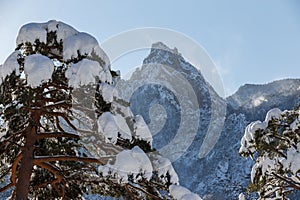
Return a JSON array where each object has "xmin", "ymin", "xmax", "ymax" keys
[
  {"xmin": 240, "ymin": 106, "xmax": 300, "ymax": 199},
  {"xmin": 0, "ymin": 20, "xmax": 197, "ymax": 200}
]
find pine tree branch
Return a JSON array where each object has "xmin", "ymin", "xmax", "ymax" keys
[
  {"xmin": 53, "ymin": 182, "xmax": 61, "ymax": 197},
  {"xmin": 42, "ymin": 89, "xmax": 59, "ymax": 96},
  {"xmin": 0, "ymin": 128, "xmax": 27, "ymax": 150},
  {"xmin": 55, "ymin": 116, "xmax": 65, "ymax": 132},
  {"xmin": 266, "ymin": 145, "xmax": 287, "ymax": 159},
  {"xmin": 266, "ymin": 132, "xmax": 288, "ymax": 142},
  {"xmin": 0, "ymin": 154, "xmax": 23, "ymax": 194},
  {"xmin": 125, "ymin": 183, "xmax": 139, "ymax": 200},
  {"xmin": 33, "ymin": 180, "xmax": 56, "ymax": 190},
  {"xmin": 139, "ymin": 179, "xmax": 168, "ymax": 192},
  {"xmin": 42, "ymin": 111, "xmax": 77, "ymax": 131},
  {"xmin": 11, "ymin": 153, "xmax": 22, "ymax": 185},
  {"xmin": 0, "ymin": 167, "xmax": 11, "ymax": 180},
  {"xmin": 33, "ymin": 161, "xmax": 64, "ymax": 181},
  {"xmin": 41, "ymin": 97, "xmax": 63, "ymax": 103},
  {"xmin": 96, "ymin": 141, "xmax": 123, "ymax": 155},
  {"xmin": 50, "ymin": 111, "xmax": 95, "ymax": 134},
  {"xmin": 37, "ymin": 120, "xmax": 49, "ymax": 132},
  {"xmin": 267, "ymin": 132, "xmax": 295, "ymax": 148},
  {"xmin": 33, "ymin": 155, "xmax": 105, "ymax": 165},
  {"xmin": 0, "ymin": 136, "xmax": 21, "ymax": 152},
  {"xmin": 11, "ymin": 189, "xmax": 16, "ymax": 199},
  {"xmin": 13, "ymin": 121, "xmax": 30, "ymax": 134},
  {"xmin": 32, "ymin": 161, "xmax": 66, "ymax": 197},
  {"xmin": 8, "ymin": 140, "xmax": 23, "ymax": 148},
  {"xmin": 72, "ymin": 104, "xmax": 96, "ymax": 112},
  {"xmin": 42, "ymin": 101, "xmax": 71, "ymax": 110},
  {"xmin": 47, "ymin": 82, "xmax": 70, "ymax": 90},
  {"xmin": 0, "ymin": 182, "xmax": 14, "ymax": 193},
  {"xmin": 38, "ymin": 81, "xmax": 69, "ymax": 92},
  {"xmin": 126, "ymin": 182, "xmax": 162, "ymax": 200},
  {"xmin": 0, "ymin": 143, "xmax": 21, "ymax": 157},
  {"xmin": 271, "ymin": 172, "xmax": 300, "ymax": 190},
  {"xmin": 36, "ymin": 132, "xmax": 80, "ymax": 140}
]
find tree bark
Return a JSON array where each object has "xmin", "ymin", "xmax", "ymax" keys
[{"xmin": 15, "ymin": 111, "xmax": 39, "ymax": 200}]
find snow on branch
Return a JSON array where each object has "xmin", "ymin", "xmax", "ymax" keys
[
  {"xmin": 24, "ymin": 54, "xmax": 54, "ymax": 87},
  {"xmin": 169, "ymin": 184, "xmax": 202, "ymax": 200},
  {"xmin": 240, "ymin": 106, "xmax": 300, "ymax": 198},
  {"xmin": 16, "ymin": 20, "xmax": 110, "ymax": 69},
  {"xmin": 0, "ymin": 51, "xmax": 21, "ymax": 84}
]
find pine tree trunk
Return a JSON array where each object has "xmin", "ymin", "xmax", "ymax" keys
[{"xmin": 15, "ymin": 111, "xmax": 39, "ymax": 200}]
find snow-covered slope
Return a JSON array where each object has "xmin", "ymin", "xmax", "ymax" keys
[{"xmin": 122, "ymin": 42, "xmax": 300, "ymax": 199}]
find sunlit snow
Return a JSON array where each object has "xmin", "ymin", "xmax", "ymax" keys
[
  {"xmin": 65, "ymin": 59, "xmax": 105, "ymax": 88},
  {"xmin": 252, "ymin": 95, "xmax": 267, "ymax": 107},
  {"xmin": 98, "ymin": 146, "xmax": 153, "ymax": 182},
  {"xmin": 0, "ymin": 51, "xmax": 21, "ymax": 84},
  {"xmin": 169, "ymin": 185, "xmax": 202, "ymax": 200},
  {"xmin": 24, "ymin": 54, "xmax": 54, "ymax": 87}
]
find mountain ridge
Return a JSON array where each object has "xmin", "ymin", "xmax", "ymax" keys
[{"xmin": 123, "ymin": 42, "xmax": 300, "ymax": 199}]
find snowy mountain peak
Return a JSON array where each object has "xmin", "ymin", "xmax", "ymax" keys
[
  {"xmin": 125, "ymin": 42, "xmax": 221, "ymax": 113},
  {"xmin": 151, "ymin": 42, "xmax": 179, "ymax": 55},
  {"xmin": 142, "ymin": 42, "xmax": 188, "ymax": 67},
  {"xmin": 141, "ymin": 42, "xmax": 209, "ymax": 85}
]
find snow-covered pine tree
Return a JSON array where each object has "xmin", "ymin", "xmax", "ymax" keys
[
  {"xmin": 240, "ymin": 105, "xmax": 300, "ymax": 199},
  {"xmin": 0, "ymin": 20, "xmax": 117, "ymax": 199},
  {"xmin": 0, "ymin": 20, "xmax": 202, "ymax": 200}
]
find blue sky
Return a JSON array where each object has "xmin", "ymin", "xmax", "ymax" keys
[{"xmin": 0, "ymin": 0, "xmax": 300, "ymax": 96}]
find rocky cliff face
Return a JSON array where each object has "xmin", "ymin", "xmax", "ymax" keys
[{"xmin": 120, "ymin": 42, "xmax": 300, "ymax": 199}]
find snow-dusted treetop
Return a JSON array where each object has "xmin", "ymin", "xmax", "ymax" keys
[
  {"xmin": 0, "ymin": 20, "xmax": 112, "ymax": 89},
  {"xmin": 16, "ymin": 20, "xmax": 110, "ymax": 69}
]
